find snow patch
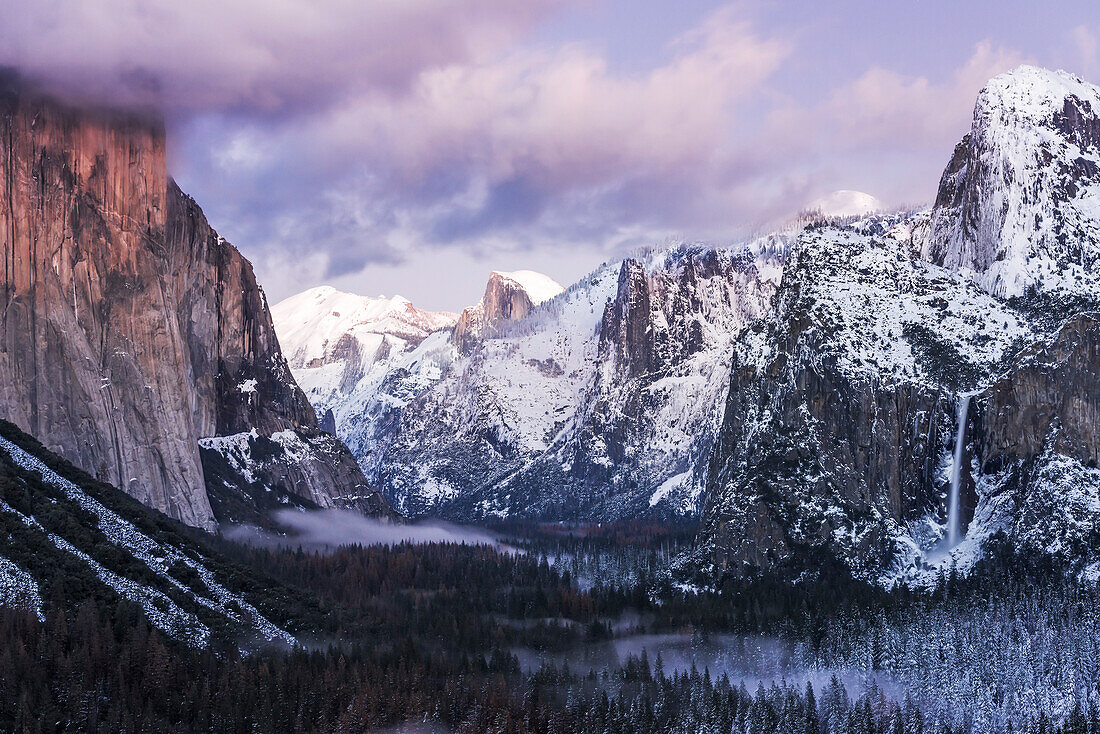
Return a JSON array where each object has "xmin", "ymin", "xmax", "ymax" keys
[{"xmin": 0, "ymin": 554, "xmax": 44, "ymax": 621}]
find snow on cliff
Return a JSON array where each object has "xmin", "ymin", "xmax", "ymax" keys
[{"xmin": 926, "ymin": 65, "xmax": 1100, "ymax": 299}]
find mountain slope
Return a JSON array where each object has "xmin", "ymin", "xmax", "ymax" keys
[
  {"xmin": 696, "ymin": 66, "xmax": 1100, "ymax": 584},
  {"xmin": 0, "ymin": 78, "xmax": 391, "ymax": 528},
  {"xmin": 280, "ymin": 244, "xmax": 786, "ymax": 520},
  {"xmin": 0, "ymin": 419, "xmax": 305, "ymax": 647}
]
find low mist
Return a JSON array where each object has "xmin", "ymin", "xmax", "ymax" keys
[
  {"xmin": 515, "ymin": 632, "xmax": 905, "ymax": 700},
  {"xmin": 224, "ymin": 509, "xmax": 505, "ymax": 551}
]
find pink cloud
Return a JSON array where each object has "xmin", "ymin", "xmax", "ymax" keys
[
  {"xmin": 827, "ymin": 42, "xmax": 1030, "ymax": 150},
  {"xmin": 0, "ymin": 0, "xmax": 566, "ymax": 112},
  {"xmin": 315, "ymin": 5, "xmax": 792, "ymax": 191}
]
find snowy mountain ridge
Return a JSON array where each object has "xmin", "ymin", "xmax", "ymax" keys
[
  {"xmin": 276, "ymin": 242, "xmax": 787, "ymax": 520},
  {"xmin": 273, "ymin": 286, "xmax": 459, "ymax": 368},
  {"xmin": 926, "ymin": 65, "xmax": 1100, "ymax": 299},
  {"xmin": 695, "ymin": 66, "xmax": 1100, "ymax": 585},
  {"xmin": 272, "ymin": 285, "xmax": 458, "ymax": 423},
  {"xmin": 271, "ymin": 66, "xmax": 1100, "ymax": 583}
]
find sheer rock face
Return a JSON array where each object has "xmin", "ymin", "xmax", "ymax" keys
[
  {"xmin": 167, "ymin": 182, "xmax": 318, "ymax": 438},
  {"xmin": 451, "ymin": 271, "xmax": 563, "ymax": 354},
  {"xmin": 979, "ymin": 314, "xmax": 1100, "ymax": 474},
  {"xmin": 0, "ymin": 83, "xmax": 390, "ymax": 529},
  {"xmin": 566, "ymin": 249, "xmax": 778, "ymax": 499},
  {"xmin": 696, "ymin": 67, "xmax": 1100, "ymax": 584},
  {"xmin": 963, "ymin": 313, "xmax": 1100, "ymax": 561},
  {"xmin": 925, "ymin": 66, "xmax": 1100, "ymax": 299}
]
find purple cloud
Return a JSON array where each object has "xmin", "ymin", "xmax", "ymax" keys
[
  {"xmin": 0, "ymin": 0, "xmax": 564, "ymax": 112},
  {"xmin": 2, "ymin": 1, "xmax": 1096, "ymax": 310}
]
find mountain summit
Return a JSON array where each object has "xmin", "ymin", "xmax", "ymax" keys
[
  {"xmin": 452, "ymin": 270, "xmax": 565, "ymax": 353},
  {"xmin": 694, "ymin": 66, "xmax": 1100, "ymax": 584},
  {"xmin": 0, "ymin": 80, "xmax": 392, "ymax": 529},
  {"xmin": 926, "ymin": 65, "xmax": 1100, "ymax": 299}
]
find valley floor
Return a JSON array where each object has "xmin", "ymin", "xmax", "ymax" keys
[{"xmin": 3, "ymin": 513, "xmax": 1099, "ymax": 733}]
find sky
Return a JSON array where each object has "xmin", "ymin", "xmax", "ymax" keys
[{"xmin": 2, "ymin": 1, "xmax": 1097, "ymax": 311}]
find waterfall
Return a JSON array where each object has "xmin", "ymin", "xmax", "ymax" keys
[{"xmin": 946, "ymin": 394, "xmax": 971, "ymax": 547}]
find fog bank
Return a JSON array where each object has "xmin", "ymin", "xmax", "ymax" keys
[{"xmin": 225, "ymin": 509, "xmax": 504, "ymax": 551}]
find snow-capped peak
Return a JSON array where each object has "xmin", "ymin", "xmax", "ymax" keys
[
  {"xmin": 926, "ymin": 65, "xmax": 1100, "ymax": 299},
  {"xmin": 488, "ymin": 270, "xmax": 564, "ymax": 305},
  {"xmin": 977, "ymin": 65, "xmax": 1100, "ymax": 126},
  {"xmin": 272, "ymin": 286, "xmax": 458, "ymax": 368},
  {"xmin": 805, "ymin": 190, "xmax": 883, "ymax": 218}
]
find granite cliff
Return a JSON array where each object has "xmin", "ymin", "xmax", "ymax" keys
[
  {"xmin": 0, "ymin": 78, "xmax": 391, "ymax": 529},
  {"xmin": 695, "ymin": 67, "xmax": 1100, "ymax": 584}
]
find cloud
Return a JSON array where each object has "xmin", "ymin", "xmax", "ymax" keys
[
  {"xmin": 179, "ymin": 25, "xmax": 1034, "ymax": 307},
  {"xmin": 0, "ymin": 0, "xmax": 563, "ymax": 112},
  {"xmin": 173, "ymin": 4, "xmax": 795, "ymax": 291},
  {"xmin": 826, "ymin": 41, "xmax": 1029, "ymax": 150}
]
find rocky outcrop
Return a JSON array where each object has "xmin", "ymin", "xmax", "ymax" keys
[
  {"xmin": 925, "ymin": 66, "xmax": 1100, "ymax": 300},
  {"xmin": 344, "ymin": 245, "xmax": 781, "ymax": 521},
  {"xmin": 695, "ymin": 222, "xmax": 1027, "ymax": 582},
  {"xmin": 168, "ymin": 183, "xmax": 318, "ymax": 438},
  {"xmin": 451, "ymin": 270, "xmax": 563, "ymax": 353},
  {"xmin": 319, "ymin": 408, "xmax": 337, "ymax": 435},
  {"xmin": 598, "ymin": 260, "xmax": 655, "ymax": 379},
  {"xmin": 697, "ymin": 67, "xmax": 1100, "ymax": 584},
  {"xmin": 564, "ymin": 249, "xmax": 778, "ymax": 501},
  {"xmin": 199, "ymin": 428, "xmax": 394, "ymax": 525},
  {"xmin": 0, "ymin": 79, "xmax": 391, "ymax": 529}
]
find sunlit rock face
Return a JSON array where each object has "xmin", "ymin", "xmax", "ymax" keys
[
  {"xmin": 451, "ymin": 270, "xmax": 564, "ymax": 354},
  {"xmin": 0, "ymin": 79, "xmax": 391, "ymax": 529}
]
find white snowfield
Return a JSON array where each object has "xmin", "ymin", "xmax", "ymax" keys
[{"xmin": 0, "ymin": 436, "xmax": 295, "ymax": 648}]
